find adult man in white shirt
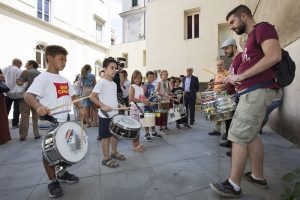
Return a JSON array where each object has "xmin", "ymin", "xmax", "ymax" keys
[{"xmin": 1, "ymin": 58, "xmax": 22, "ymax": 128}]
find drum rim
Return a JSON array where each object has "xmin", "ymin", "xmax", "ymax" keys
[
  {"xmin": 109, "ymin": 128, "xmax": 139, "ymax": 140},
  {"xmin": 44, "ymin": 121, "xmax": 88, "ymax": 164},
  {"xmin": 110, "ymin": 114, "xmax": 142, "ymax": 130}
]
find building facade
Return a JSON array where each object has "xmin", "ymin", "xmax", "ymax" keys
[
  {"xmin": 110, "ymin": 0, "xmax": 147, "ymax": 76},
  {"xmin": 146, "ymin": 0, "xmax": 241, "ymax": 81},
  {"xmin": 0, "ymin": 0, "xmax": 112, "ymax": 80}
]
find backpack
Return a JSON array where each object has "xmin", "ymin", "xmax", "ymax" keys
[{"xmin": 253, "ymin": 22, "xmax": 296, "ymax": 87}]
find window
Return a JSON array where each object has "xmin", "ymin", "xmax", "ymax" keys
[
  {"xmin": 37, "ymin": 0, "xmax": 50, "ymax": 22},
  {"xmin": 187, "ymin": 13, "xmax": 199, "ymax": 39},
  {"xmin": 132, "ymin": 0, "xmax": 138, "ymax": 7},
  {"xmin": 96, "ymin": 23, "xmax": 103, "ymax": 44},
  {"xmin": 122, "ymin": 53, "xmax": 128, "ymax": 68},
  {"xmin": 35, "ymin": 44, "xmax": 47, "ymax": 69}
]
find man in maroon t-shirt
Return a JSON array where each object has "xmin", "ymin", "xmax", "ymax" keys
[
  {"xmin": 210, "ymin": 5, "xmax": 281, "ymax": 198},
  {"xmin": 218, "ymin": 38, "xmax": 242, "ymax": 152}
]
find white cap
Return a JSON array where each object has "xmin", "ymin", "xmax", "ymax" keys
[{"xmin": 221, "ymin": 38, "xmax": 237, "ymax": 49}]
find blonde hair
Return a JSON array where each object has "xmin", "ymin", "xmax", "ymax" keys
[{"xmin": 160, "ymin": 70, "xmax": 168, "ymax": 78}]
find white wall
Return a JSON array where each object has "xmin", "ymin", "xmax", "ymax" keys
[
  {"xmin": 109, "ymin": 40, "xmax": 147, "ymax": 77},
  {"xmin": 0, "ymin": 1, "xmax": 109, "ymax": 81},
  {"xmin": 146, "ymin": 0, "xmax": 240, "ymax": 81}
]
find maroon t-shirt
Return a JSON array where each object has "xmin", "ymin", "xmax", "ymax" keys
[
  {"xmin": 237, "ymin": 22, "xmax": 279, "ymax": 91},
  {"xmin": 226, "ymin": 52, "xmax": 242, "ymax": 95}
]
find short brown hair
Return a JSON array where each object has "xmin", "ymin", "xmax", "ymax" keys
[
  {"xmin": 146, "ymin": 71, "xmax": 155, "ymax": 77},
  {"xmin": 226, "ymin": 5, "xmax": 253, "ymax": 21},
  {"xmin": 45, "ymin": 45, "xmax": 68, "ymax": 63},
  {"xmin": 103, "ymin": 57, "xmax": 118, "ymax": 68}
]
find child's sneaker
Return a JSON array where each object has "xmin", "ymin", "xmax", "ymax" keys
[
  {"xmin": 159, "ymin": 128, "xmax": 168, "ymax": 135},
  {"xmin": 151, "ymin": 132, "xmax": 163, "ymax": 139},
  {"xmin": 144, "ymin": 134, "xmax": 152, "ymax": 142}
]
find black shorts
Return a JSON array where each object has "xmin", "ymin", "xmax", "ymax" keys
[{"xmin": 98, "ymin": 117, "xmax": 112, "ymax": 139}]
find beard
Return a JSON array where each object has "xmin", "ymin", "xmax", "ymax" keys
[
  {"xmin": 234, "ymin": 22, "xmax": 246, "ymax": 35},
  {"xmin": 227, "ymin": 50, "xmax": 234, "ymax": 58}
]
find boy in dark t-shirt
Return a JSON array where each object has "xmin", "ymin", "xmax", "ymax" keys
[{"xmin": 171, "ymin": 78, "xmax": 191, "ymax": 129}]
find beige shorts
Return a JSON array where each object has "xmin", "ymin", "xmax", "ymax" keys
[{"xmin": 228, "ymin": 88, "xmax": 276, "ymax": 145}]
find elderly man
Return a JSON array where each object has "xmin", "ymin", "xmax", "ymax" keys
[
  {"xmin": 1, "ymin": 58, "xmax": 23, "ymax": 128},
  {"xmin": 182, "ymin": 67, "xmax": 199, "ymax": 125},
  {"xmin": 208, "ymin": 60, "xmax": 228, "ymax": 136}
]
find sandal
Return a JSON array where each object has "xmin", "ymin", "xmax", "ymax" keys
[
  {"xmin": 132, "ymin": 144, "xmax": 145, "ymax": 153},
  {"xmin": 111, "ymin": 152, "xmax": 126, "ymax": 161},
  {"xmin": 101, "ymin": 158, "xmax": 119, "ymax": 168}
]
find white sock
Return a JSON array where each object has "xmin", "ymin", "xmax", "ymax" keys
[
  {"xmin": 228, "ymin": 179, "xmax": 241, "ymax": 191},
  {"xmin": 251, "ymin": 173, "xmax": 264, "ymax": 180}
]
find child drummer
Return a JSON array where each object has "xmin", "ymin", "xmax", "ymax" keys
[
  {"xmin": 89, "ymin": 57, "xmax": 126, "ymax": 168},
  {"xmin": 129, "ymin": 70, "xmax": 150, "ymax": 152},
  {"xmin": 171, "ymin": 77, "xmax": 191, "ymax": 129},
  {"xmin": 144, "ymin": 71, "xmax": 163, "ymax": 141},
  {"xmin": 24, "ymin": 45, "xmax": 85, "ymax": 198},
  {"xmin": 156, "ymin": 70, "xmax": 173, "ymax": 133}
]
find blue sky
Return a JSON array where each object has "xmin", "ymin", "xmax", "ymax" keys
[{"xmin": 110, "ymin": 0, "xmax": 122, "ymax": 43}]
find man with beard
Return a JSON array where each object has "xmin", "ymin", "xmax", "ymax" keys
[
  {"xmin": 219, "ymin": 38, "xmax": 242, "ymax": 156},
  {"xmin": 210, "ymin": 5, "xmax": 281, "ymax": 198}
]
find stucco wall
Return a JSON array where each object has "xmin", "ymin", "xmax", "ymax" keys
[
  {"xmin": 146, "ymin": 0, "xmax": 240, "ymax": 81},
  {"xmin": 109, "ymin": 40, "xmax": 147, "ymax": 77},
  {"xmin": 241, "ymin": 0, "xmax": 300, "ymax": 144}
]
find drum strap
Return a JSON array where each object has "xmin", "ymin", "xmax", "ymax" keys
[
  {"xmin": 39, "ymin": 115, "xmax": 58, "ymax": 124},
  {"xmin": 133, "ymin": 102, "xmax": 144, "ymax": 118},
  {"xmin": 235, "ymin": 80, "xmax": 274, "ymax": 98},
  {"xmin": 100, "ymin": 109, "xmax": 111, "ymax": 119}
]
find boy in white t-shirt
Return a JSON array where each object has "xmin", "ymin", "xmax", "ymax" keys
[
  {"xmin": 24, "ymin": 45, "xmax": 85, "ymax": 198},
  {"xmin": 90, "ymin": 57, "xmax": 126, "ymax": 168}
]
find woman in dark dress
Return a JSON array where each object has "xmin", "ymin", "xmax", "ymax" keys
[{"xmin": 0, "ymin": 69, "xmax": 11, "ymax": 144}]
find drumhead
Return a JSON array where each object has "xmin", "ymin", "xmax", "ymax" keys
[
  {"xmin": 112, "ymin": 114, "xmax": 141, "ymax": 129},
  {"xmin": 55, "ymin": 121, "xmax": 88, "ymax": 163}
]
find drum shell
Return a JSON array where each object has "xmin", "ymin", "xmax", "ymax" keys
[
  {"xmin": 168, "ymin": 108, "xmax": 181, "ymax": 122},
  {"xmin": 140, "ymin": 113, "xmax": 156, "ymax": 127},
  {"xmin": 109, "ymin": 115, "xmax": 141, "ymax": 140},
  {"xmin": 204, "ymin": 110, "xmax": 235, "ymax": 122},
  {"xmin": 42, "ymin": 122, "xmax": 88, "ymax": 166},
  {"xmin": 200, "ymin": 91, "xmax": 217, "ymax": 102},
  {"xmin": 155, "ymin": 111, "xmax": 168, "ymax": 126}
]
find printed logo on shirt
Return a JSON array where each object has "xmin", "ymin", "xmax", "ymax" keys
[
  {"xmin": 242, "ymin": 48, "xmax": 251, "ymax": 62},
  {"xmin": 53, "ymin": 82, "xmax": 69, "ymax": 98}
]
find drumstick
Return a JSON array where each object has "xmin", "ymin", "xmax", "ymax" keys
[
  {"xmin": 113, "ymin": 107, "xmax": 130, "ymax": 110},
  {"xmin": 50, "ymin": 95, "xmax": 91, "ymax": 112}
]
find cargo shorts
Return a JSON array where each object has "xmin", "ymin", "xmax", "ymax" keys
[{"xmin": 228, "ymin": 88, "xmax": 276, "ymax": 145}]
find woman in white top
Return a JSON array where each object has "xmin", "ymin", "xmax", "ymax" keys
[{"xmin": 129, "ymin": 70, "xmax": 150, "ymax": 152}]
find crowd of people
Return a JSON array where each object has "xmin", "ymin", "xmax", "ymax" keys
[{"xmin": 0, "ymin": 4, "xmax": 286, "ymax": 199}]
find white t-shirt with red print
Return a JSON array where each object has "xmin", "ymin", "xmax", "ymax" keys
[
  {"xmin": 27, "ymin": 71, "xmax": 75, "ymax": 121},
  {"xmin": 92, "ymin": 78, "xmax": 118, "ymax": 118}
]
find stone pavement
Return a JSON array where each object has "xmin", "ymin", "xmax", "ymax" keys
[{"xmin": 1, "ymin": 113, "xmax": 300, "ymax": 200}]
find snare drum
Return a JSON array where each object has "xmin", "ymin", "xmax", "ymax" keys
[
  {"xmin": 42, "ymin": 121, "xmax": 88, "ymax": 166},
  {"xmin": 155, "ymin": 110, "xmax": 168, "ymax": 126},
  {"xmin": 200, "ymin": 91, "xmax": 218, "ymax": 102},
  {"xmin": 109, "ymin": 115, "xmax": 141, "ymax": 140},
  {"xmin": 140, "ymin": 113, "xmax": 156, "ymax": 127}
]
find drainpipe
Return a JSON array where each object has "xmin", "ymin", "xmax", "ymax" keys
[{"xmin": 144, "ymin": 0, "xmax": 146, "ymax": 39}]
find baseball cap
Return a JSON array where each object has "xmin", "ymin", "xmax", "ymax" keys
[{"xmin": 221, "ymin": 38, "xmax": 237, "ymax": 49}]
